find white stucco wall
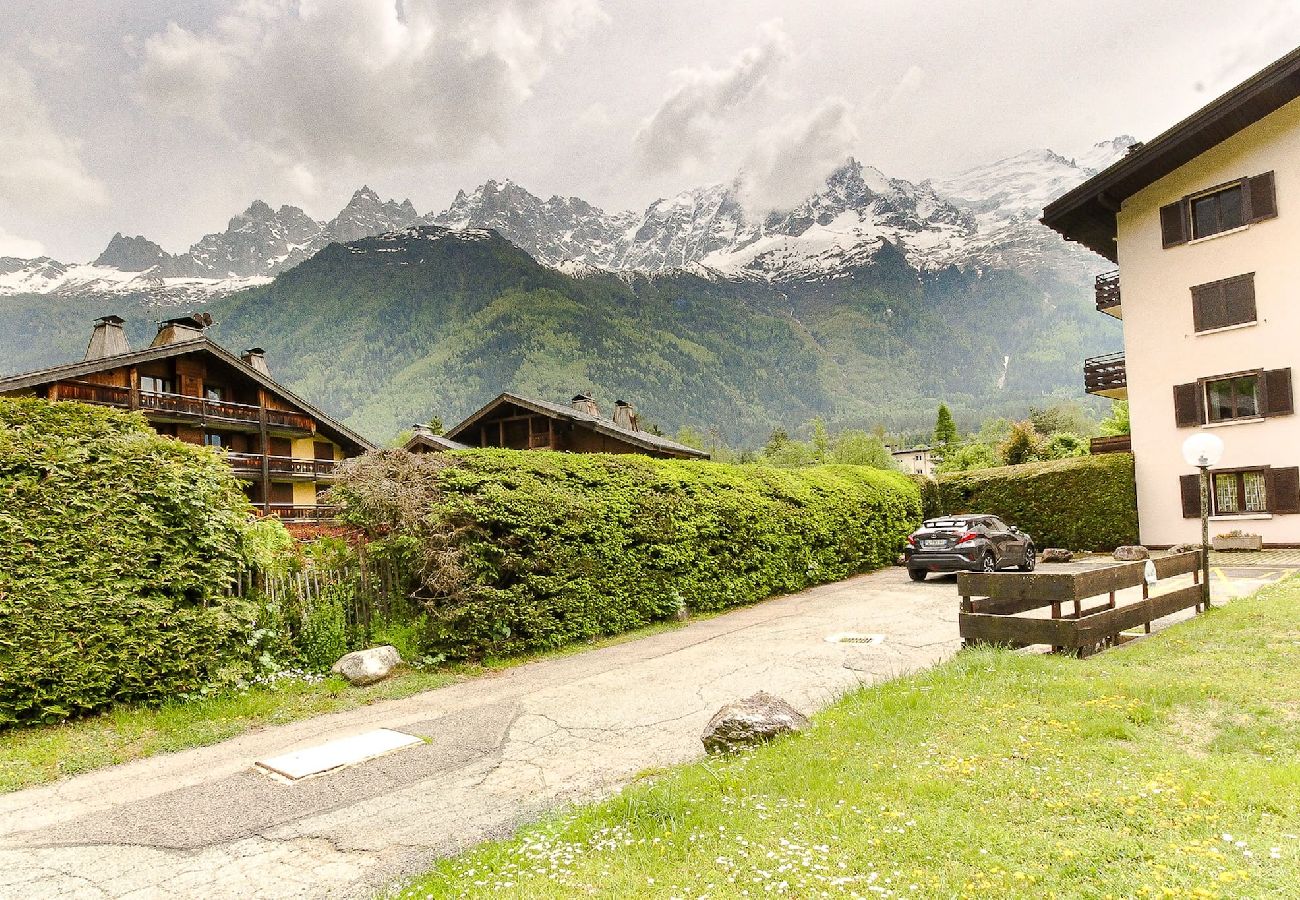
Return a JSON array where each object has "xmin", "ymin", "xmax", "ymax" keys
[{"xmin": 1116, "ymin": 96, "xmax": 1300, "ymax": 546}]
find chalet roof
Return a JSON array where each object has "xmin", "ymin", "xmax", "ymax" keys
[
  {"xmin": 403, "ymin": 431, "xmax": 470, "ymax": 452},
  {"xmin": 0, "ymin": 337, "xmax": 376, "ymax": 453},
  {"xmin": 446, "ymin": 391, "xmax": 710, "ymax": 459},
  {"xmin": 1041, "ymin": 44, "xmax": 1300, "ymax": 262}
]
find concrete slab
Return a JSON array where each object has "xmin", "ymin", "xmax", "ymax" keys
[{"xmin": 255, "ymin": 729, "xmax": 423, "ymax": 782}]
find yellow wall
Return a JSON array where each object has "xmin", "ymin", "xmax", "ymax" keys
[
  {"xmin": 1116, "ymin": 96, "xmax": 1300, "ymax": 545},
  {"xmin": 292, "ymin": 481, "xmax": 317, "ymax": 506},
  {"xmin": 291, "ymin": 436, "xmax": 342, "ymax": 460}
]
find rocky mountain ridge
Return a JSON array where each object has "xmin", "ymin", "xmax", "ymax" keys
[{"xmin": 0, "ymin": 137, "xmax": 1134, "ymax": 302}]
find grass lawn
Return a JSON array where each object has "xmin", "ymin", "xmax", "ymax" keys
[
  {"xmin": 0, "ymin": 619, "xmax": 686, "ymax": 794},
  {"xmin": 398, "ymin": 576, "xmax": 1300, "ymax": 899}
]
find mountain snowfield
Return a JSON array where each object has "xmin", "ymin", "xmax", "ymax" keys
[{"xmin": 0, "ymin": 137, "xmax": 1133, "ymax": 302}]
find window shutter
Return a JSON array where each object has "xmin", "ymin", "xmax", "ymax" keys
[
  {"xmin": 1266, "ymin": 466, "xmax": 1300, "ymax": 514},
  {"xmin": 1160, "ymin": 200, "xmax": 1189, "ymax": 248},
  {"xmin": 1262, "ymin": 368, "xmax": 1294, "ymax": 416},
  {"xmin": 1191, "ymin": 281, "xmax": 1225, "ymax": 331},
  {"xmin": 1220, "ymin": 274, "xmax": 1257, "ymax": 328},
  {"xmin": 1247, "ymin": 171, "xmax": 1278, "ymax": 222},
  {"xmin": 1173, "ymin": 382, "xmax": 1204, "ymax": 427},
  {"xmin": 1180, "ymin": 474, "xmax": 1202, "ymax": 518}
]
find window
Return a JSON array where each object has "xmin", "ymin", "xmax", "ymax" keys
[
  {"xmin": 205, "ymin": 385, "xmax": 224, "ymax": 401},
  {"xmin": 1191, "ymin": 184, "xmax": 1245, "ymax": 239},
  {"xmin": 1191, "ymin": 273, "xmax": 1255, "ymax": 332},
  {"xmin": 1205, "ymin": 374, "xmax": 1260, "ymax": 422},
  {"xmin": 1214, "ymin": 470, "xmax": 1268, "ymax": 515},
  {"xmin": 139, "ymin": 375, "xmax": 174, "ymax": 394},
  {"xmin": 203, "ymin": 432, "xmax": 225, "ymax": 448}
]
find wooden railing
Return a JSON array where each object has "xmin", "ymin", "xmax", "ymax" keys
[
  {"xmin": 56, "ymin": 381, "xmax": 131, "ymax": 406},
  {"xmin": 139, "ymin": 390, "xmax": 260, "ymax": 423},
  {"xmin": 55, "ymin": 381, "xmax": 315, "ymax": 432},
  {"xmin": 224, "ymin": 453, "xmax": 337, "ymax": 476},
  {"xmin": 1095, "ymin": 270, "xmax": 1121, "ymax": 313},
  {"xmin": 265, "ymin": 407, "xmax": 316, "ymax": 431},
  {"xmin": 957, "ymin": 551, "xmax": 1203, "ymax": 658},
  {"xmin": 1084, "ymin": 351, "xmax": 1126, "ymax": 396},
  {"xmin": 267, "ymin": 504, "xmax": 339, "ymax": 522},
  {"xmin": 1089, "ymin": 434, "xmax": 1132, "ymax": 455}
]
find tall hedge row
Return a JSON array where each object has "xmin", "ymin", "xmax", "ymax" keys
[
  {"xmin": 333, "ymin": 450, "xmax": 921, "ymax": 659},
  {"xmin": 0, "ymin": 398, "xmax": 256, "ymax": 726},
  {"xmin": 936, "ymin": 453, "xmax": 1138, "ymax": 551}
]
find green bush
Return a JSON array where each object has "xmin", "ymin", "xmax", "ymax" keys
[
  {"xmin": 0, "ymin": 398, "xmax": 257, "ymax": 726},
  {"xmin": 936, "ymin": 453, "xmax": 1138, "ymax": 551},
  {"xmin": 332, "ymin": 449, "xmax": 921, "ymax": 659}
]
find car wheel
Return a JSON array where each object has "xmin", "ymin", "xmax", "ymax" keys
[
  {"xmin": 980, "ymin": 552, "xmax": 996, "ymax": 573},
  {"xmin": 1019, "ymin": 545, "xmax": 1037, "ymax": 572},
  {"xmin": 908, "ymin": 568, "xmax": 927, "ymax": 582}
]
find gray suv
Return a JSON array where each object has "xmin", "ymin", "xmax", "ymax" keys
[{"xmin": 904, "ymin": 514, "xmax": 1035, "ymax": 581}]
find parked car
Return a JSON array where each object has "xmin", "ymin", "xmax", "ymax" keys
[{"xmin": 904, "ymin": 514, "xmax": 1035, "ymax": 581}]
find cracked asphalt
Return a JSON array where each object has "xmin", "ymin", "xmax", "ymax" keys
[{"xmin": 11, "ymin": 561, "xmax": 1256, "ymax": 899}]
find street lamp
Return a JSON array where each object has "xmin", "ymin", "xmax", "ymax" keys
[{"xmin": 1181, "ymin": 432, "xmax": 1225, "ymax": 609}]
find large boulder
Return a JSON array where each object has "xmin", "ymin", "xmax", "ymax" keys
[
  {"xmin": 1113, "ymin": 545, "xmax": 1150, "ymax": 561},
  {"xmin": 331, "ymin": 645, "xmax": 401, "ymax": 686},
  {"xmin": 1041, "ymin": 548, "xmax": 1073, "ymax": 563},
  {"xmin": 702, "ymin": 691, "xmax": 809, "ymax": 755}
]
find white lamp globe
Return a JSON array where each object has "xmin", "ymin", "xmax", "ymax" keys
[{"xmin": 1181, "ymin": 432, "xmax": 1225, "ymax": 468}]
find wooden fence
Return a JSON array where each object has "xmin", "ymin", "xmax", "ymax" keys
[{"xmin": 957, "ymin": 551, "xmax": 1204, "ymax": 658}]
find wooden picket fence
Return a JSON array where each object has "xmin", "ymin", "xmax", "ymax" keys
[{"xmin": 957, "ymin": 551, "xmax": 1205, "ymax": 658}]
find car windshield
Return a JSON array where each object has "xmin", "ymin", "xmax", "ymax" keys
[{"xmin": 923, "ymin": 519, "xmax": 972, "ymax": 529}]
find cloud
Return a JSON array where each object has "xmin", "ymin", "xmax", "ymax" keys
[
  {"xmin": 0, "ymin": 58, "xmax": 108, "ymax": 214},
  {"xmin": 738, "ymin": 98, "xmax": 859, "ymax": 215},
  {"xmin": 132, "ymin": 0, "xmax": 606, "ymax": 171},
  {"xmin": 633, "ymin": 20, "xmax": 792, "ymax": 175},
  {"xmin": 0, "ymin": 226, "xmax": 45, "ymax": 259}
]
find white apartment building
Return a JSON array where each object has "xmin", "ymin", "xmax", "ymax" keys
[{"xmin": 1043, "ymin": 47, "xmax": 1300, "ymax": 547}]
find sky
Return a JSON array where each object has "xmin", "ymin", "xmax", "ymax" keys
[{"xmin": 3, "ymin": 0, "xmax": 1300, "ymax": 262}]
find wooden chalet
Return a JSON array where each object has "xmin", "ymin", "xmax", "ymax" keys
[
  {"xmin": 403, "ymin": 425, "xmax": 470, "ymax": 453},
  {"xmin": 443, "ymin": 392, "xmax": 709, "ymax": 459},
  {"xmin": 0, "ymin": 315, "xmax": 375, "ymax": 522}
]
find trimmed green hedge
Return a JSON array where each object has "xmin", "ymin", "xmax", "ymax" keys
[
  {"xmin": 0, "ymin": 398, "xmax": 256, "ymax": 726},
  {"xmin": 333, "ymin": 450, "xmax": 921, "ymax": 659},
  {"xmin": 936, "ymin": 453, "xmax": 1138, "ymax": 551}
]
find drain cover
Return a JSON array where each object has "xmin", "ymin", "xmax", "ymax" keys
[
  {"xmin": 255, "ymin": 728, "xmax": 423, "ymax": 782},
  {"xmin": 824, "ymin": 632, "xmax": 885, "ymax": 646}
]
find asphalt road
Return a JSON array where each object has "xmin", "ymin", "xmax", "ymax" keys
[{"xmin": 0, "ymin": 562, "xmax": 1278, "ymax": 899}]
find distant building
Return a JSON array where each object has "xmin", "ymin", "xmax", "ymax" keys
[
  {"xmin": 0, "ymin": 314, "xmax": 374, "ymax": 523},
  {"xmin": 1043, "ymin": 45, "xmax": 1300, "ymax": 546},
  {"xmin": 403, "ymin": 426, "xmax": 469, "ymax": 453},
  {"xmin": 443, "ymin": 392, "xmax": 709, "ymax": 460},
  {"xmin": 889, "ymin": 446, "xmax": 940, "ymax": 477}
]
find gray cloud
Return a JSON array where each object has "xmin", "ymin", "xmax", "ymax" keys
[
  {"xmin": 633, "ymin": 20, "xmax": 792, "ymax": 176},
  {"xmin": 132, "ymin": 0, "xmax": 606, "ymax": 173},
  {"xmin": 0, "ymin": 57, "xmax": 107, "ymax": 219},
  {"xmin": 739, "ymin": 98, "xmax": 859, "ymax": 215}
]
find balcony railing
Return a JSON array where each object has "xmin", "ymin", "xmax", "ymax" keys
[
  {"xmin": 55, "ymin": 381, "xmax": 315, "ymax": 431},
  {"xmin": 267, "ymin": 504, "xmax": 339, "ymax": 522},
  {"xmin": 1084, "ymin": 351, "xmax": 1127, "ymax": 398},
  {"xmin": 1089, "ymin": 434, "xmax": 1132, "ymax": 455},
  {"xmin": 1095, "ymin": 270, "xmax": 1121, "ymax": 315},
  {"xmin": 224, "ymin": 452, "xmax": 338, "ymax": 477}
]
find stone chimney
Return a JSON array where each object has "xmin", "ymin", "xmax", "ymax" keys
[
  {"xmin": 241, "ymin": 347, "xmax": 270, "ymax": 375},
  {"xmin": 84, "ymin": 315, "xmax": 130, "ymax": 360},
  {"xmin": 612, "ymin": 400, "xmax": 639, "ymax": 431},
  {"xmin": 150, "ymin": 313, "xmax": 213, "ymax": 347},
  {"xmin": 571, "ymin": 393, "xmax": 600, "ymax": 417}
]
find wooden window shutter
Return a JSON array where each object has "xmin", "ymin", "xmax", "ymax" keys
[
  {"xmin": 1190, "ymin": 281, "xmax": 1225, "ymax": 332},
  {"xmin": 1262, "ymin": 368, "xmax": 1294, "ymax": 416},
  {"xmin": 1220, "ymin": 274, "xmax": 1257, "ymax": 327},
  {"xmin": 1247, "ymin": 171, "xmax": 1278, "ymax": 222},
  {"xmin": 1173, "ymin": 382, "xmax": 1204, "ymax": 427},
  {"xmin": 1160, "ymin": 200, "xmax": 1189, "ymax": 248},
  {"xmin": 1266, "ymin": 466, "xmax": 1300, "ymax": 514},
  {"xmin": 1179, "ymin": 474, "xmax": 1202, "ymax": 518}
]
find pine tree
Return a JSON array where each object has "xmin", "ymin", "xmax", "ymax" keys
[{"xmin": 933, "ymin": 403, "xmax": 958, "ymax": 446}]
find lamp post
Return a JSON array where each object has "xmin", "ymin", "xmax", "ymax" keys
[{"xmin": 1181, "ymin": 432, "xmax": 1225, "ymax": 609}]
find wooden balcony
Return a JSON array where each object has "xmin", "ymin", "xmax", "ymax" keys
[
  {"xmin": 1089, "ymin": 434, "xmax": 1132, "ymax": 455},
  {"xmin": 1095, "ymin": 270, "xmax": 1121, "ymax": 318},
  {"xmin": 225, "ymin": 452, "xmax": 338, "ymax": 478},
  {"xmin": 1084, "ymin": 352, "xmax": 1127, "ymax": 399},
  {"xmin": 56, "ymin": 380, "xmax": 315, "ymax": 432},
  {"xmin": 267, "ymin": 504, "xmax": 339, "ymax": 523}
]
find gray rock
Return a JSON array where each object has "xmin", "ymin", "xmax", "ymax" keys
[
  {"xmin": 1112, "ymin": 545, "xmax": 1150, "ymax": 561},
  {"xmin": 1041, "ymin": 548, "xmax": 1073, "ymax": 563},
  {"xmin": 702, "ymin": 691, "xmax": 809, "ymax": 755},
  {"xmin": 1168, "ymin": 543, "xmax": 1202, "ymax": 555},
  {"xmin": 331, "ymin": 645, "xmax": 401, "ymax": 686}
]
